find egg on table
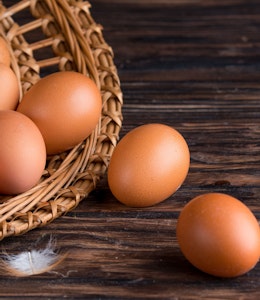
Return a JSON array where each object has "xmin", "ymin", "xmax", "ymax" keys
[
  {"xmin": 176, "ymin": 193, "xmax": 260, "ymax": 277},
  {"xmin": 108, "ymin": 123, "xmax": 190, "ymax": 207}
]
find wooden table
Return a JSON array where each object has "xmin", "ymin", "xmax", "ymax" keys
[{"xmin": 1, "ymin": 0, "xmax": 260, "ymax": 298}]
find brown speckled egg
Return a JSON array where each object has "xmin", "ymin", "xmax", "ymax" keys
[
  {"xmin": 17, "ymin": 71, "xmax": 102, "ymax": 155},
  {"xmin": 0, "ymin": 110, "xmax": 46, "ymax": 195},
  {"xmin": 0, "ymin": 37, "xmax": 11, "ymax": 66},
  {"xmin": 0, "ymin": 63, "xmax": 20, "ymax": 110},
  {"xmin": 108, "ymin": 123, "xmax": 190, "ymax": 207},
  {"xmin": 177, "ymin": 193, "xmax": 260, "ymax": 278}
]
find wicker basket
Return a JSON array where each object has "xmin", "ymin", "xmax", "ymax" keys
[{"xmin": 0, "ymin": 0, "xmax": 123, "ymax": 240}]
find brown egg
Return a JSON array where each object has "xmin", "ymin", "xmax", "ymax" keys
[
  {"xmin": 176, "ymin": 193, "xmax": 260, "ymax": 277},
  {"xmin": 0, "ymin": 63, "xmax": 20, "ymax": 110},
  {"xmin": 0, "ymin": 110, "xmax": 46, "ymax": 195},
  {"xmin": 17, "ymin": 71, "xmax": 102, "ymax": 155},
  {"xmin": 0, "ymin": 37, "xmax": 11, "ymax": 66},
  {"xmin": 108, "ymin": 123, "xmax": 190, "ymax": 207}
]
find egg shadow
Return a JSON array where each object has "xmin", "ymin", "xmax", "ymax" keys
[
  {"xmin": 148, "ymin": 247, "xmax": 259, "ymax": 291},
  {"xmin": 146, "ymin": 247, "xmax": 235, "ymax": 283},
  {"xmin": 152, "ymin": 247, "xmax": 201, "ymax": 279}
]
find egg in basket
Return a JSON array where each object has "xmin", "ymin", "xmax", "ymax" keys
[{"xmin": 0, "ymin": 0, "xmax": 123, "ymax": 240}]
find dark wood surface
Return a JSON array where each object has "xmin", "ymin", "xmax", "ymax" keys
[{"xmin": 1, "ymin": 0, "xmax": 260, "ymax": 299}]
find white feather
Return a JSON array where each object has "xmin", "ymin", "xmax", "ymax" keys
[{"xmin": 0, "ymin": 237, "xmax": 66, "ymax": 277}]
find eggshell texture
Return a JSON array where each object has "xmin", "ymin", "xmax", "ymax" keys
[
  {"xmin": 108, "ymin": 123, "xmax": 190, "ymax": 207},
  {"xmin": 176, "ymin": 193, "xmax": 260, "ymax": 278},
  {"xmin": 17, "ymin": 71, "xmax": 102, "ymax": 155},
  {"xmin": 0, "ymin": 37, "xmax": 11, "ymax": 66},
  {"xmin": 0, "ymin": 63, "xmax": 20, "ymax": 110},
  {"xmin": 0, "ymin": 110, "xmax": 46, "ymax": 195}
]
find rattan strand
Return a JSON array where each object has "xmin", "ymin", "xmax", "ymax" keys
[{"xmin": 0, "ymin": 0, "xmax": 123, "ymax": 240}]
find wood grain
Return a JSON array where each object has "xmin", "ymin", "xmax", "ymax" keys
[{"xmin": 0, "ymin": 0, "xmax": 260, "ymax": 299}]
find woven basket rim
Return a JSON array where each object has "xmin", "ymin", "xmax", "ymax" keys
[{"xmin": 0, "ymin": 0, "xmax": 123, "ymax": 240}]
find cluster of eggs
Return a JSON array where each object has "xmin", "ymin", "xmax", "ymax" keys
[{"xmin": 0, "ymin": 37, "xmax": 102, "ymax": 195}]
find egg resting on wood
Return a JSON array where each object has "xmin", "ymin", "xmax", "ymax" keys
[
  {"xmin": 108, "ymin": 123, "xmax": 190, "ymax": 207},
  {"xmin": 177, "ymin": 193, "xmax": 260, "ymax": 278}
]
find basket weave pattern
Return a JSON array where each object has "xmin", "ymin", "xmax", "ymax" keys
[{"xmin": 0, "ymin": 0, "xmax": 123, "ymax": 240}]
